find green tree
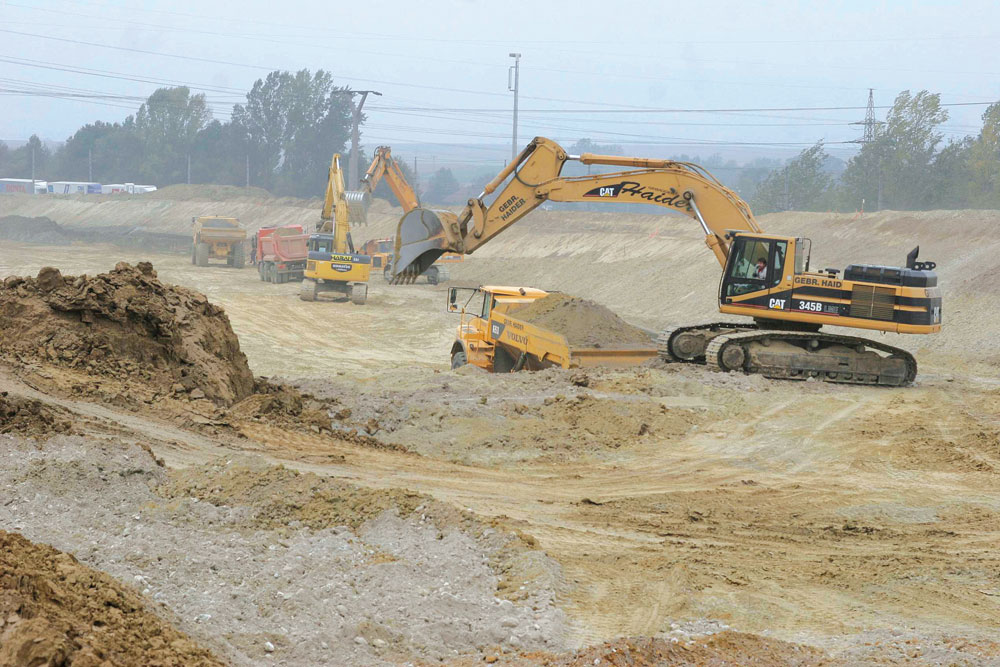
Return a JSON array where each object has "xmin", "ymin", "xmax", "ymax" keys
[
  {"xmin": 967, "ymin": 102, "xmax": 1000, "ymax": 207},
  {"xmin": 54, "ymin": 121, "xmax": 123, "ymax": 182},
  {"xmin": 751, "ymin": 143, "xmax": 831, "ymax": 214},
  {"xmin": 2, "ymin": 135, "xmax": 51, "ymax": 181},
  {"xmin": 190, "ymin": 120, "xmax": 247, "ymax": 186},
  {"xmin": 232, "ymin": 69, "xmax": 353, "ymax": 196},
  {"xmin": 133, "ymin": 87, "xmax": 211, "ymax": 184},
  {"xmin": 839, "ymin": 90, "xmax": 948, "ymax": 210},
  {"xmin": 425, "ymin": 167, "xmax": 459, "ymax": 204}
]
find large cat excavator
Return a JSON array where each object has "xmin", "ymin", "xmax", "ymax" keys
[
  {"xmin": 391, "ymin": 137, "xmax": 941, "ymax": 386},
  {"xmin": 299, "ymin": 153, "xmax": 371, "ymax": 304}
]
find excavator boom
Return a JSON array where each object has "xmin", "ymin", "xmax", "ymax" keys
[
  {"xmin": 360, "ymin": 146, "xmax": 421, "ymax": 215},
  {"xmin": 392, "ymin": 136, "xmax": 760, "ymax": 282}
]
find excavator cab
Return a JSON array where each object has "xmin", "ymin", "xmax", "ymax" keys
[{"xmin": 720, "ymin": 233, "xmax": 796, "ymax": 301}]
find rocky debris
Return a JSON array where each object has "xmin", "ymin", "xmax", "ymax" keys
[
  {"xmin": 509, "ymin": 293, "xmax": 652, "ymax": 348},
  {"xmin": 0, "ymin": 262, "xmax": 254, "ymax": 405},
  {"xmin": 0, "ymin": 392, "xmax": 73, "ymax": 435},
  {"xmin": 0, "ymin": 530, "xmax": 223, "ymax": 667}
]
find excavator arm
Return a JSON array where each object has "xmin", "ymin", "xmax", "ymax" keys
[
  {"xmin": 360, "ymin": 146, "xmax": 421, "ymax": 213},
  {"xmin": 319, "ymin": 153, "xmax": 354, "ymax": 253},
  {"xmin": 392, "ymin": 136, "xmax": 762, "ymax": 283}
]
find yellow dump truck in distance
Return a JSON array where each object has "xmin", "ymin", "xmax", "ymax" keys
[
  {"xmin": 447, "ymin": 286, "xmax": 658, "ymax": 372},
  {"xmin": 192, "ymin": 216, "xmax": 247, "ymax": 268}
]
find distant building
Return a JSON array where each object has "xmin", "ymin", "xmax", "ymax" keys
[{"xmin": 102, "ymin": 183, "xmax": 158, "ymax": 194}]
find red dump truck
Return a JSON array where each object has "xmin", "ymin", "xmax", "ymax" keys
[{"xmin": 255, "ymin": 225, "xmax": 309, "ymax": 283}]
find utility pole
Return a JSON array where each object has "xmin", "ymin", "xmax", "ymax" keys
[
  {"xmin": 187, "ymin": 154, "xmax": 191, "ymax": 185},
  {"xmin": 88, "ymin": 148, "xmax": 92, "ymax": 182},
  {"xmin": 341, "ymin": 90, "xmax": 381, "ymax": 188},
  {"xmin": 508, "ymin": 53, "xmax": 521, "ymax": 162},
  {"xmin": 31, "ymin": 146, "xmax": 35, "ymax": 196},
  {"xmin": 245, "ymin": 153, "xmax": 250, "ymax": 189}
]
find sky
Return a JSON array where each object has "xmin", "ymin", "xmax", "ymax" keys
[{"xmin": 2, "ymin": 0, "xmax": 1000, "ymax": 168}]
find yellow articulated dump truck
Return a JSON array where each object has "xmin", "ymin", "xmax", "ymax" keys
[
  {"xmin": 191, "ymin": 216, "xmax": 247, "ymax": 268},
  {"xmin": 446, "ymin": 286, "xmax": 658, "ymax": 372}
]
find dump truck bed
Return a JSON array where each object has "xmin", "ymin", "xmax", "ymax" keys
[
  {"xmin": 488, "ymin": 311, "xmax": 658, "ymax": 369},
  {"xmin": 260, "ymin": 229, "xmax": 308, "ymax": 262}
]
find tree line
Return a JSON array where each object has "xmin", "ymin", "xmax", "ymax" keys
[
  {"xmin": 750, "ymin": 90, "xmax": 1000, "ymax": 214},
  {"xmin": 0, "ymin": 70, "xmax": 363, "ymax": 198}
]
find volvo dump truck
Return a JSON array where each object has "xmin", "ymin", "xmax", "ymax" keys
[
  {"xmin": 447, "ymin": 286, "xmax": 657, "ymax": 372},
  {"xmin": 300, "ymin": 154, "xmax": 371, "ymax": 304},
  {"xmin": 392, "ymin": 137, "xmax": 941, "ymax": 386},
  {"xmin": 192, "ymin": 216, "xmax": 247, "ymax": 268}
]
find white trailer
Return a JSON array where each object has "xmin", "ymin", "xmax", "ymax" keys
[
  {"xmin": 47, "ymin": 181, "xmax": 102, "ymax": 195},
  {"xmin": 0, "ymin": 178, "xmax": 46, "ymax": 194}
]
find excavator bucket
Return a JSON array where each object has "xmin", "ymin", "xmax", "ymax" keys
[
  {"xmin": 390, "ymin": 208, "xmax": 458, "ymax": 284},
  {"xmin": 343, "ymin": 190, "xmax": 371, "ymax": 225}
]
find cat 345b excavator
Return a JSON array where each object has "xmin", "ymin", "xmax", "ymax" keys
[{"xmin": 391, "ymin": 136, "xmax": 942, "ymax": 386}]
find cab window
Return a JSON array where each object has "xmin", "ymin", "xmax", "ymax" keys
[
  {"xmin": 771, "ymin": 240, "xmax": 787, "ymax": 287},
  {"xmin": 726, "ymin": 239, "xmax": 771, "ymax": 296}
]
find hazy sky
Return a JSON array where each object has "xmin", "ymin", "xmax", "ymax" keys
[{"xmin": 2, "ymin": 0, "xmax": 999, "ymax": 164}]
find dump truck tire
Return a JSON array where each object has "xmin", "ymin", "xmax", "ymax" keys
[
  {"xmin": 451, "ymin": 349, "xmax": 467, "ymax": 369},
  {"xmin": 191, "ymin": 245, "xmax": 197, "ymax": 265},
  {"xmin": 350, "ymin": 282, "xmax": 368, "ymax": 305},
  {"xmin": 299, "ymin": 280, "xmax": 317, "ymax": 302},
  {"xmin": 258, "ymin": 263, "xmax": 266, "ymax": 281},
  {"xmin": 232, "ymin": 243, "xmax": 246, "ymax": 269},
  {"xmin": 426, "ymin": 266, "xmax": 439, "ymax": 285},
  {"xmin": 194, "ymin": 243, "xmax": 209, "ymax": 267}
]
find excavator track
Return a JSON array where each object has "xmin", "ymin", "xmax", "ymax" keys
[
  {"xmin": 657, "ymin": 322, "xmax": 757, "ymax": 362},
  {"xmin": 704, "ymin": 330, "xmax": 917, "ymax": 386}
]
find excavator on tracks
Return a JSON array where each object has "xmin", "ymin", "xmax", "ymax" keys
[{"xmin": 391, "ymin": 136, "xmax": 942, "ymax": 386}]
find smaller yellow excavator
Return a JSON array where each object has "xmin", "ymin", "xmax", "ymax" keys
[
  {"xmin": 392, "ymin": 137, "xmax": 942, "ymax": 386},
  {"xmin": 357, "ymin": 145, "xmax": 462, "ymax": 284},
  {"xmin": 299, "ymin": 153, "xmax": 371, "ymax": 304}
]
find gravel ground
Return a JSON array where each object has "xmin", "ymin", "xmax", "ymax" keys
[{"xmin": 0, "ymin": 435, "xmax": 568, "ymax": 665}]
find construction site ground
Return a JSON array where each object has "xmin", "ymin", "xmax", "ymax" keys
[{"xmin": 1, "ymin": 195, "xmax": 999, "ymax": 665}]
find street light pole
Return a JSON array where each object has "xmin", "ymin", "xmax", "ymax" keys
[{"xmin": 508, "ymin": 53, "xmax": 521, "ymax": 162}]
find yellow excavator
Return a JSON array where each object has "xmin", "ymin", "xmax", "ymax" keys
[
  {"xmin": 299, "ymin": 153, "xmax": 371, "ymax": 304},
  {"xmin": 392, "ymin": 137, "xmax": 942, "ymax": 386},
  {"xmin": 357, "ymin": 145, "xmax": 462, "ymax": 284}
]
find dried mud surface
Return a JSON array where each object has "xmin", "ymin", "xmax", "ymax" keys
[
  {"xmin": 509, "ymin": 293, "xmax": 653, "ymax": 348},
  {"xmin": 0, "ymin": 530, "xmax": 223, "ymax": 667},
  {"xmin": 3, "ymin": 208, "xmax": 1000, "ymax": 664}
]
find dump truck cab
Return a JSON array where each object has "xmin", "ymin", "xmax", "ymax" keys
[
  {"xmin": 447, "ymin": 286, "xmax": 548, "ymax": 371},
  {"xmin": 191, "ymin": 216, "xmax": 247, "ymax": 268}
]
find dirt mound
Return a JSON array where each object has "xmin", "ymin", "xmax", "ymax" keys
[
  {"xmin": 0, "ymin": 262, "xmax": 254, "ymax": 405},
  {"xmin": 159, "ymin": 459, "xmax": 426, "ymax": 533},
  {"xmin": 0, "ymin": 392, "xmax": 73, "ymax": 436},
  {"xmin": 506, "ymin": 631, "xmax": 830, "ymax": 666},
  {"xmin": 510, "ymin": 293, "xmax": 652, "ymax": 348},
  {"xmin": 0, "ymin": 215, "xmax": 75, "ymax": 244},
  {"xmin": 146, "ymin": 183, "xmax": 274, "ymax": 200},
  {"xmin": 0, "ymin": 530, "xmax": 223, "ymax": 667}
]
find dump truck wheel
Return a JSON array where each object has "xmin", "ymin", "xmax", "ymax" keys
[
  {"xmin": 232, "ymin": 243, "xmax": 246, "ymax": 269},
  {"xmin": 194, "ymin": 243, "xmax": 209, "ymax": 267},
  {"xmin": 451, "ymin": 349, "xmax": 467, "ymax": 369},
  {"xmin": 350, "ymin": 283, "xmax": 368, "ymax": 305},
  {"xmin": 493, "ymin": 346, "xmax": 516, "ymax": 373},
  {"xmin": 426, "ymin": 266, "xmax": 439, "ymax": 285},
  {"xmin": 299, "ymin": 280, "xmax": 317, "ymax": 302},
  {"xmin": 191, "ymin": 245, "xmax": 197, "ymax": 265},
  {"xmin": 257, "ymin": 263, "xmax": 265, "ymax": 281}
]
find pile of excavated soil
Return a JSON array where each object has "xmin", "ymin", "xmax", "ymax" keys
[
  {"xmin": 509, "ymin": 293, "xmax": 652, "ymax": 348},
  {"xmin": 0, "ymin": 530, "xmax": 223, "ymax": 667},
  {"xmin": 0, "ymin": 262, "xmax": 254, "ymax": 405},
  {"xmin": 0, "ymin": 392, "xmax": 73, "ymax": 436},
  {"xmin": 0, "ymin": 215, "xmax": 73, "ymax": 244}
]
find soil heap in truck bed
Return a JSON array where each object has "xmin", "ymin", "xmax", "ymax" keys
[{"xmin": 509, "ymin": 293, "xmax": 653, "ymax": 348}]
